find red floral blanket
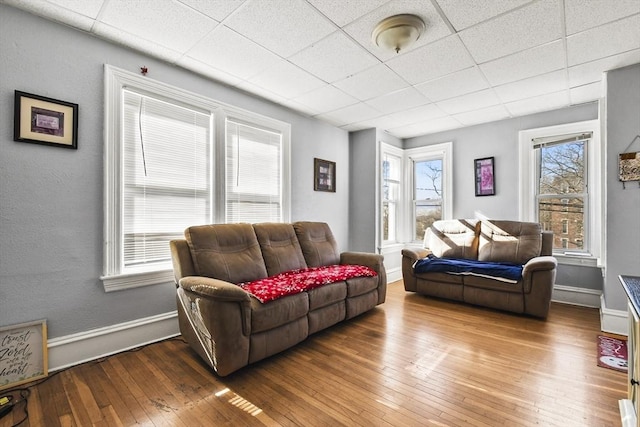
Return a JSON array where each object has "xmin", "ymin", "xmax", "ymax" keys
[{"xmin": 239, "ymin": 264, "xmax": 377, "ymax": 303}]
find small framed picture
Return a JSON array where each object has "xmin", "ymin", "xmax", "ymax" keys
[
  {"xmin": 314, "ymin": 158, "xmax": 336, "ymax": 192},
  {"xmin": 474, "ymin": 157, "xmax": 495, "ymax": 196},
  {"xmin": 0, "ymin": 319, "xmax": 48, "ymax": 391},
  {"xmin": 14, "ymin": 90, "xmax": 78, "ymax": 149}
]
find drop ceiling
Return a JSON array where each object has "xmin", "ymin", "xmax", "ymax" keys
[{"xmin": 3, "ymin": 0, "xmax": 640, "ymax": 139}]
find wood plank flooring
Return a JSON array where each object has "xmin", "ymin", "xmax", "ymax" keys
[{"xmin": 1, "ymin": 281, "xmax": 626, "ymax": 426}]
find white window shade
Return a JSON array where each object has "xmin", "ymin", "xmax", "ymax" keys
[
  {"xmin": 226, "ymin": 119, "xmax": 282, "ymax": 223},
  {"xmin": 122, "ymin": 90, "xmax": 212, "ymax": 269}
]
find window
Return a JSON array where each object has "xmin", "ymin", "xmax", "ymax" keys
[
  {"xmin": 103, "ymin": 65, "xmax": 290, "ymax": 291},
  {"xmin": 122, "ymin": 90, "xmax": 213, "ymax": 270},
  {"xmin": 536, "ymin": 138, "xmax": 586, "ymax": 250},
  {"xmin": 379, "ymin": 142, "xmax": 452, "ymax": 247},
  {"xmin": 381, "ymin": 149, "xmax": 402, "ymax": 243},
  {"xmin": 519, "ymin": 120, "xmax": 602, "ymax": 264},
  {"xmin": 413, "ymin": 158, "xmax": 443, "ymax": 241},
  {"xmin": 226, "ymin": 118, "xmax": 284, "ymax": 223}
]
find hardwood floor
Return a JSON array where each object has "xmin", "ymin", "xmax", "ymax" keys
[{"xmin": 1, "ymin": 281, "xmax": 626, "ymax": 426}]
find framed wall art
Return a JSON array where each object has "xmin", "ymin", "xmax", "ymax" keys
[
  {"xmin": 14, "ymin": 90, "xmax": 78, "ymax": 149},
  {"xmin": 0, "ymin": 319, "xmax": 48, "ymax": 391},
  {"xmin": 314, "ymin": 158, "xmax": 336, "ymax": 192},
  {"xmin": 474, "ymin": 156, "xmax": 495, "ymax": 196}
]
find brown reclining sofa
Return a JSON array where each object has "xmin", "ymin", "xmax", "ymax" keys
[
  {"xmin": 402, "ymin": 219, "xmax": 557, "ymax": 318},
  {"xmin": 170, "ymin": 221, "xmax": 387, "ymax": 376}
]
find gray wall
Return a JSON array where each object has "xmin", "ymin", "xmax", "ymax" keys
[
  {"xmin": 0, "ymin": 5, "xmax": 350, "ymax": 338},
  {"xmin": 404, "ymin": 103, "xmax": 602, "ymax": 291},
  {"xmin": 605, "ymin": 63, "xmax": 640, "ymax": 310},
  {"xmin": 348, "ymin": 129, "xmax": 402, "ymax": 253}
]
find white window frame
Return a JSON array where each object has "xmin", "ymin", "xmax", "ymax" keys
[
  {"xmin": 518, "ymin": 119, "xmax": 603, "ymax": 267},
  {"xmin": 102, "ymin": 65, "xmax": 290, "ymax": 291},
  {"xmin": 405, "ymin": 143, "xmax": 452, "ymax": 244},
  {"xmin": 378, "ymin": 142, "xmax": 452, "ymax": 248},
  {"xmin": 380, "ymin": 144, "xmax": 404, "ymax": 245}
]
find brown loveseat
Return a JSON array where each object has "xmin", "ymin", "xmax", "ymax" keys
[
  {"xmin": 170, "ymin": 221, "xmax": 386, "ymax": 376},
  {"xmin": 402, "ymin": 219, "xmax": 556, "ymax": 318}
]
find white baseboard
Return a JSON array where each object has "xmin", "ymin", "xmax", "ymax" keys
[
  {"xmin": 47, "ymin": 311, "xmax": 179, "ymax": 372},
  {"xmin": 552, "ymin": 284, "xmax": 602, "ymax": 308},
  {"xmin": 600, "ymin": 294, "xmax": 628, "ymax": 336},
  {"xmin": 386, "ymin": 267, "xmax": 402, "ymax": 284}
]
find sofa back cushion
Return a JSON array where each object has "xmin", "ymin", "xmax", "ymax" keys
[
  {"xmin": 424, "ymin": 219, "xmax": 480, "ymax": 259},
  {"xmin": 293, "ymin": 222, "xmax": 340, "ymax": 267},
  {"xmin": 253, "ymin": 223, "xmax": 308, "ymax": 276},
  {"xmin": 478, "ymin": 220, "xmax": 542, "ymax": 264},
  {"xmin": 185, "ymin": 223, "xmax": 268, "ymax": 284}
]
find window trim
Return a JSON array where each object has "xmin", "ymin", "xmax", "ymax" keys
[
  {"xmin": 378, "ymin": 141, "xmax": 452, "ymax": 249},
  {"xmin": 518, "ymin": 119, "xmax": 603, "ymax": 266},
  {"xmin": 102, "ymin": 65, "xmax": 290, "ymax": 291}
]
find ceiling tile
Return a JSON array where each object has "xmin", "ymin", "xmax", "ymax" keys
[
  {"xmin": 567, "ymin": 14, "xmax": 640, "ymax": 66},
  {"xmin": 306, "ymin": 0, "xmax": 389, "ymax": 27},
  {"xmin": 235, "ymin": 80, "xmax": 288, "ymax": 104},
  {"xmin": 568, "ymin": 49, "xmax": 640, "ymax": 87},
  {"xmin": 186, "ymin": 26, "xmax": 281, "ymax": 80},
  {"xmin": 315, "ymin": 102, "xmax": 382, "ymax": 126},
  {"xmin": 415, "ymin": 66, "xmax": 489, "ymax": 102},
  {"xmin": 176, "ymin": 0, "xmax": 245, "ymax": 22},
  {"xmin": 224, "ymin": 0, "xmax": 336, "ymax": 58},
  {"xmin": 494, "ymin": 70, "xmax": 567, "ymax": 103},
  {"xmin": 333, "ymin": 64, "xmax": 409, "ymax": 101},
  {"xmin": 505, "ymin": 90, "xmax": 570, "ymax": 116},
  {"xmin": 288, "ymin": 31, "xmax": 379, "ymax": 83},
  {"xmin": 459, "ymin": 0, "xmax": 563, "ymax": 63},
  {"xmin": 46, "ymin": 0, "xmax": 104, "ymax": 18},
  {"xmin": 247, "ymin": 61, "xmax": 326, "ymax": 99},
  {"xmin": 99, "ymin": 0, "xmax": 218, "ymax": 53},
  {"xmin": 353, "ymin": 104, "xmax": 447, "ymax": 132},
  {"xmin": 364, "ymin": 87, "xmax": 430, "ymax": 114},
  {"xmin": 436, "ymin": 89, "xmax": 502, "ymax": 115},
  {"xmin": 435, "ymin": 0, "xmax": 533, "ymax": 31},
  {"xmin": 564, "ymin": 0, "xmax": 640, "ymax": 35},
  {"xmin": 480, "ymin": 40, "xmax": 566, "ymax": 86},
  {"xmin": 386, "ymin": 35, "xmax": 475, "ymax": 85},
  {"xmin": 93, "ymin": 22, "xmax": 184, "ymax": 63},
  {"xmin": 570, "ymin": 82, "xmax": 603, "ymax": 105},
  {"xmin": 453, "ymin": 104, "xmax": 511, "ymax": 126},
  {"xmin": 292, "ymin": 85, "xmax": 358, "ymax": 113},
  {"xmin": 388, "ymin": 116, "xmax": 463, "ymax": 138},
  {"xmin": 342, "ymin": 0, "xmax": 452, "ymax": 62},
  {"xmin": 177, "ymin": 56, "xmax": 244, "ymax": 86},
  {"xmin": 2, "ymin": 0, "xmax": 97, "ymax": 31}
]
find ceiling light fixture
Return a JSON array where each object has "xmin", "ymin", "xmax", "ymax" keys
[{"xmin": 371, "ymin": 14, "xmax": 426, "ymax": 54}]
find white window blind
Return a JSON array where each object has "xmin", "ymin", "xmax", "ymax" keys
[
  {"xmin": 226, "ymin": 118, "xmax": 282, "ymax": 223},
  {"xmin": 122, "ymin": 90, "xmax": 212, "ymax": 269}
]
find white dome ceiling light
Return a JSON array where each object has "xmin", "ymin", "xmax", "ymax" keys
[{"xmin": 371, "ymin": 14, "xmax": 426, "ymax": 54}]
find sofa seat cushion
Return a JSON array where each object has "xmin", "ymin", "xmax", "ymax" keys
[
  {"xmin": 413, "ymin": 254, "xmax": 523, "ymax": 283},
  {"xmin": 346, "ymin": 276, "xmax": 379, "ymax": 297},
  {"xmin": 240, "ymin": 265, "xmax": 377, "ymax": 303},
  {"xmin": 250, "ymin": 293, "xmax": 309, "ymax": 334}
]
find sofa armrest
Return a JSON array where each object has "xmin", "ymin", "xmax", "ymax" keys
[
  {"xmin": 401, "ymin": 248, "xmax": 430, "ymax": 261},
  {"xmin": 179, "ymin": 276, "xmax": 251, "ymax": 302},
  {"xmin": 341, "ymin": 251, "xmax": 387, "ymax": 304},
  {"xmin": 340, "ymin": 251, "xmax": 383, "ymax": 270},
  {"xmin": 522, "ymin": 256, "xmax": 557, "ymax": 318},
  {"xmin": 522, "ymin": 256, "xmax": 557, "ymax": 276}
]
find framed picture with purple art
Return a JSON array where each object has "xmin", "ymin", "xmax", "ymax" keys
[
  {"xmin": 474, "ymin": 156, "xmax": 495, "ymax": 196},
  {"xmin": 14, "ymin": 90, "xmax": 78, "ymax": 149}
]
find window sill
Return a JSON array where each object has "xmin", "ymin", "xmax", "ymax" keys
[
  {"xmin": 553, "ymin": 253, "xmax": 600, "ymax": 268},
  {"xmin": 101, "ymin": 269, "xmax": 175, "ymax": 292}
]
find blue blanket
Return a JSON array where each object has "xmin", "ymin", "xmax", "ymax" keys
[{"xmin": 413, "ymin": 254, "xmax": 523, "ymax": 282}]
